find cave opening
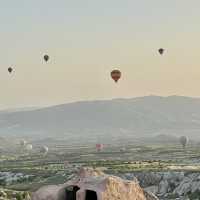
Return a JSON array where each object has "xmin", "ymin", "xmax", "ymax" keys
[{"xmin": 85, "ymin": 190, "xmax": 97, "ymax": 200}]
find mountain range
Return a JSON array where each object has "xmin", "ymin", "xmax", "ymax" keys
[{"xmin": 0, "ymin": 95, "xmax": 200, "ymax": 139}]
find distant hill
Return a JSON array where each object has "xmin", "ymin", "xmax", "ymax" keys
[{"xmin": 0, "ymin": 95, "xmax": 200, "ymax": 139}]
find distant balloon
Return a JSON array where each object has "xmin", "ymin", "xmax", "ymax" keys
[
  {"xmin": 20, "ymin": 140, "xmax": 27, "ymax": 147},
  {"xmin": 25, "ymin": 144, "xmax": 33, "ymax": 151},
  {"xmin": 96, "ymin": 144, "xmax": 104, "ymax": 152},
  {"xmin": 111, "ymin": 69, "xmax": 121, "ymax": 83},
  {"xmin": 8, "ymin": 67, "xmax": 13, "ymax": 73},
  {"xmin": 158, "ymin": 48, "xmax": 165, "ymax": 55},
  {"xmin": 44, "ymin": 55, "xmax": 49, "ymax": 62},
  {"xmin": 179, "ymin": 136, "xmax": 188, "ymax": 148},
  {"xmin": 40, "ymin": 146, "xmax": 48, "ymax": 154},
  {"xmin": 64, "ymin": 161, "xmax": 69, "ymax": 168}
]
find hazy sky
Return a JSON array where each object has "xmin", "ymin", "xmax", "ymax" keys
[{"xmin": 0, "ymin": 0, "xmax": 200, "ymax": 109}]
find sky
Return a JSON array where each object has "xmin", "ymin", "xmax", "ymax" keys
[{"xmin": 0, "ymin": 0, "xmax": 200, "ymax": 109}]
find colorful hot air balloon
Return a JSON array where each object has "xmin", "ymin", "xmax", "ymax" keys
[
  {"xmin": 158, "ymin": 48, "xmax": 164, "ymax": 55},
  {"xmin": 111, "ymin": 69, "xmax": 121, "ymax": 83},
  {"xmin": 8, "ymin": 67, "xmax": 13, "ymax": 73},
  {"xmin": 96, "ymin": 144, "xmax": 104, "ymax": 152},
  {"xmin": 44, "ymin": 55, "xmax": 49, "ymax": 62}
]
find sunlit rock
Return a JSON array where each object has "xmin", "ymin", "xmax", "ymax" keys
[{"xmin": 32, "ymin": 168, "xmax": 159, "ymax": 200}]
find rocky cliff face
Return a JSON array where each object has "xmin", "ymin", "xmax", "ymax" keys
[
  {"xmin": 32, "ymin": 168, "xmax": 158, "ymax": 200},
  {"xmin": 118, "ymin": 171, "xmax": 200, "ymax": 200}
]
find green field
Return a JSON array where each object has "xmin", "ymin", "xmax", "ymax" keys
[{"xmin": 1, "ymin": 142, "xmax": 200, "ymax": 192}]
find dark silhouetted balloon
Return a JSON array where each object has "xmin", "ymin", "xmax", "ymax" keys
[
  {"xmin": 44, "ymin": 55, "xmax": 49, "ymax": 62},
  {"xmin": 111, "ymin": 69, "xmax": 121, "ymax": 83},
  {"xmin": 158, "ymin": 48, "xmax": 164, "ymax": 55},
  {"xmin": 8, "ymin": 67, "xmax": 13, "ymax": 73},
  {"xmin": 179, "ymin": 136, "xmax": 188, "ymax": 148}
]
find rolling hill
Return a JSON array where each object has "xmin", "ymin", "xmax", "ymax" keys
[{"xmin": 0, "ymin": 96, "xmax": 200, "ymax": 139}]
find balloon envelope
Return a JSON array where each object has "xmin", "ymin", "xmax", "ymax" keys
[
  {"xmin": 25, "ymin": 144, "xmax": 33, "ymax": 151},
  {"xmin": 96, "ymin": 144, "xmax": 104, "ymax": 152},
  {"xmin": 158, "ymin": 48, "xmax": 164, "ymax": 55},
  {"xmin": 64, "ymin": 161, "xmax": 69, "ymax": 168},
  {"xmin": 179, "ymin": 136, "xmax": 188, "ymax": 148},
  {"xmin": 20, "ymin": 140, "xmax": 27, "ymax": 147},
  {"xmin": 44, "ymin": 55, "xmax": 49, "ymax": 62},
  {"xmin": 40, "ymin": 146, "xmax": 48, "ymax": 154},
  {"xmin": 111, "ymin": 70, "xmax": 121, "ymax": 82},
  {"xmin": 8, "ymin": 67, "xmax": 13, "ymax": 73}
]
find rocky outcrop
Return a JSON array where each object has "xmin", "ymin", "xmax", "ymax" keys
[
  {"xmin": 32, "ymin": 185, "xmax": 62, "ymax": 200},
  {"xmin": 119, "ymin": 171, "xmax": 200, "ymax": 199},
  {"xmin": 32, "ymin": 168, "xmax": 158, "ymax": 200},
  {"xmin": 131, "ymin": 172, "xmax": 162, "ymax": 188},
  {"xmin": 173, "ymin": 177, "xmax": 192, "ymax": 196},
  {"xmin": 158, "ymin": 180, "xmax": 169, "ymax": 196},
  {"xmin": 0, "ymin": 189, "xmax": 31, "ymax": 200},
  {"xmin": 145, "ymin": 186, "xmax": 159, "ymax": 195},
  {"xmin": 143, "ymin": 191, "xmax": 159, "ymax": 200}
]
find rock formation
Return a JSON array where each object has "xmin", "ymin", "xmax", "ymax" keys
[
  {"xmin": 119, "ymin": 171, "xmax": 200, "ymax": 199},
  {"xmin": 32, "ymin": 168, "xmax": 158, "ymax": 200}
]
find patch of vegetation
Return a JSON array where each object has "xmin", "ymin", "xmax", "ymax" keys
[
  {"xmin": 188, "ymin": 190, "xmax": 200, "ymax": 199},
  {"xmin": 166, "ymin": 193, "xmax": 179, "ymax": 199}
]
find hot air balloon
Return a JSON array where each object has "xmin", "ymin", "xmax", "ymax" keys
[
  {"xmin": 40, "ymin": 146, "xmax": 48, "ymax": 155},
  {"xmin": 64, "ymin": 161, "xmax": 69, "ymax": 168},
  {"xmin": 111, "ymin": 69, "xmax": 121, "ymax": 83},
  {"xmin": 179, "ymin": 136, "xmax": 188, "ymax": 148},
  {"xmin": 96, "ymin": 144, "xmax": 104, "ymax": 152},
  {"xmin": 8, "ymin": 67, "xmax": 13, "ymax": 73},
  {"xmin": 25, "ymin": 144, "xmax": 33, "ymax": 151},
  {"xmin": 158, "ymin": 48, "xmax": 164, "ymax": 55},
  {"xmin": 44, "ymin": 55, "xmax": 49, "ymax": 62},
  {"xmin": 20, "ymin": 140, "xmax": 27, "ymax": 147}
]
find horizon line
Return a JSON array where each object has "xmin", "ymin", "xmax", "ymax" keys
[{"xmin": 1, "ymin": 94, "xmax": 200, "ymax": 113}]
